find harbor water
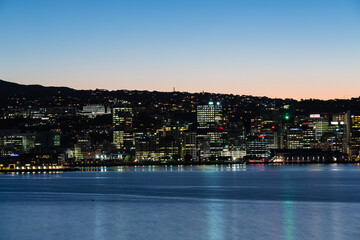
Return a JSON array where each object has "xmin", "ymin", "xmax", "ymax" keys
[{"xmin": 1, "ymin": 164, "xmax": 360, "ymax": 240}]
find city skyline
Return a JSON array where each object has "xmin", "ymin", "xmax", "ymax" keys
[
  {"xmin": 1, "ymin": 78, "xmax": 360, "ymax": 164},
  {"xmin": 1, "ymin": 0, "xmax": 360, "ymax": 100},
  {"xmin": 2, "ymin": 1, "xmax": 360, "ymax": 238}
]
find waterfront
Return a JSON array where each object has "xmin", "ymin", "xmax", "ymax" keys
[{"xmin": 1, "ymin": 164, "xmax": 360, "ymax": 240}]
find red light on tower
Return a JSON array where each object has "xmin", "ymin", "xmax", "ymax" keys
[{"xmin": 271, "ymin": 126, "xmax": 276, "ymax": 130}]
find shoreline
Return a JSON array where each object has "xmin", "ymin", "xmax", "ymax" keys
[
  {"xmin": 0, "ymin": 167, "xmax": 78, "ymax": 173},
  {"xmin": 68, "ymin": 160, "xmax": 357, "ymax": 167},
  {"xmin": 1, "ymin": 161, "xmax": 358, "ymax": 173}
]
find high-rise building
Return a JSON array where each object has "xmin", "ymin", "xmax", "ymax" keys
[
  {"xmin": 327, "ymin": 121, "xmax": 346, "ymax": 152},
  {"xmin": 181, "ymin": 132, "xmax": 197, "ymax": 160},
  {"xmin": 351, "ymin": 115, "xmax": 360, "ymax": 147},
  {"xmin": 113, "ymin": 101, "xmax": 134, "ymax": 153},
  {"xmin": 154, "ymin": 123, "xmax": 188, "ymax": 161},
  {"xmin": 222, "ymin": 121, "xmax": 246, "ymax": 160},
  {"xmin": 302, "ymin": 125, "xmax": 316, "ymax": 149},
  {"xmin": 331, "ymin": 112, "xmax": 351, "ymax": 152},
  {"xmin": 287, "ymin": 127, "xmax": 303, "ymax": 149},
  {"xmin": 309, "ymin": 114, "xmax": 329, "ymax": 140},
  {"xmin": 134, "ymin": 131, "xmax": 157, "ymax": 161},
  {"xmin": 350, "ymin": 115, "xmax": 360, "ymax": 160},
  {"xmin": 246, "ymin": 135, "xmax": 273, "ymax": 158},
  {"xmin": 197, "ymin": 101, "xmax": 225, "ymax": 158},
  {"xmin": 197, "ymin": 101, "xmax": 222, "ymax": 129}
]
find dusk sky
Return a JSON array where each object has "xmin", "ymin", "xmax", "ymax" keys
[{"xmin": 0, "ymin": 0, "xmax": 359, "ymax": 100}]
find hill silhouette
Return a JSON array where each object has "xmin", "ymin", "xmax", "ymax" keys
[
  {"xmin": 1, "ymin": 79, "xmax": 359, "ymax": 115},
  {"xmin": 0, "ymin": 79, "xmax": 76, "ymax": 102}
]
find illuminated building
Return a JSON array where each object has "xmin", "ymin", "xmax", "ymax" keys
[
  {"xmin": 156, "ymin": 123, "xmax": 188, "ymax": 141},
  {"xmin": 222, "ymin": 122, "xmax": 246, "ymax": 160},
  {"xmin": 196, "ymin": 135, "xmax": 211, "ymax": 160},
  {"xmin": 197, "ymin": 101, "xmax": 222, "ymax": 129},
  {"xmin": 247, "ymin": 120, "xmax": 279, "ymax": 157},
  {"xmin": 250, "ymin": 117, "xmax": 264, "ymax": 135},
  {"xmin": 157, "ymin": 135, "xmax": 180, "ymax": 161},
  {"xmin": 80, "ymin": 104, "xmax": 110, "ymax": 118},
  {"xmin": 181, "ymin": 132, "xmax": 197, "ymax": 160},
  {"xmin": 0, "ymin": 132, "xmax": 36, "ymax": 153},
  {"xmin": 351, "ymin": 115, "xmax": 360, "ymax": 147},
  {"xmin": 113, "ymin": 102, "xmax": 135, "ymax": 153},
  {"xmin": 154, "ymin": 123, "xmax": 188, "ymax": 161},
  {"xmin": 197, "ymin": 101, "xmax": 225, "ymax": 158},
  {"xmin": 302, "ymin": 125, "xmax": 316, "ymax": 149},
  {"xmin": 246, "ymin": 135, "xmax": 273, "ymax": 157},
  {"xmin": 350, "ymin": 115, "xmax": 360, "ymax": 160},
  {"xmin": 309, "ymin": 114, "xmax": 329, "ymax": 141},
  {"xmin": 74, "ymin": 137, "xmax": 91, "ymax": 160},
  {"xmin": 135, "ymin": 132, "xmax": 157, "ymax": 161},
  {"xmin": 286, "ymin": 127, "xmax": 303, "ymax": 149},
  {"xmin": 327, "ymin": 121, "xmax": 346, "ymax": 152}
]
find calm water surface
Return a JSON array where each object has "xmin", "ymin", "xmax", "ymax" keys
[{"xmin": 1, "ymin": 164, "xmax": 360, "ymax": 240}]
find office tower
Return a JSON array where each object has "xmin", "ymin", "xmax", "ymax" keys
[
  {"xmin": 155, "ymin": 123, "xmax": 187, "ymax": 161},
  {"xmin": 181, "ymin": 132, "xmax": 197, "ymax": 161},
  {"xmin": 113, "ymin": 101, "xmax": 134, "ymax": 153},
  {"xmin": 330, "ymin": 112, "xmax": 349, "ymax": 152},
  {"xmin": 287, "ymin": 127, "xmax": 303, "ymax": 149},
  {"xmin": 197, "ymin": 101, "xmax": 224, "ymax": 158},
  {"xmin": 309, "ymin": 114, "xmax": 329, "ymax": 140},
  {"xmin": 222, "ymin": 122, "xmax": 246, "ymax": 160},
  {"xmin": 350, "ymin": 114, "xmax": 360, "ymax": 160},
  {"xmin": 134, "ymin": 131, "xmax": 157, "ymax": 161},
  {"xmin": 351, "ymin": 115, "xmax": 360, "ymax": 147},
  {"xmin": 196, "ymin": 135, "xmax": 211, "ymax": 160},
  {"xmin": 246, "ymin": 120, "xmax": 279, "ymax": 158},
  {"xmin": 246, "ymin": 135, "xmax": 273, "ymax": 158},
  {"xmin": 326, "ymin": 120, "xmax": 346, "ymax": 152},
  {"xmin": 197, "ymin": 101, "xmax": 222, "ymax": 129},
  {"xmin": 302, "ymin": 125, "xmax": 316, "ymax": 149},
  {"xmin": 262, "ymin": 121, "xmax": 279, "ymax": 149}
]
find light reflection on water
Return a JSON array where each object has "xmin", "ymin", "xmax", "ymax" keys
[
  {"xmin": 79, "ymin": 163, "xmax": 360, "ymax": 173},
  {"xmin": 1, "ymin": 164, "xmax": 360, "ymax": 240},
  {"xmin": 80, "ymin": 164, "xmax": 251, "ymax": 172}
]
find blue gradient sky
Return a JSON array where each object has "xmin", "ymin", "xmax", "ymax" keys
[{"xmin": 0, "ymin": 0, "xmax": 359, "ymax": 99}]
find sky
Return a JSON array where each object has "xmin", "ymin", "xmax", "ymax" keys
[{"xmin": 0, "ymin": 0, "xmax": 359, "ymax": 100}]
